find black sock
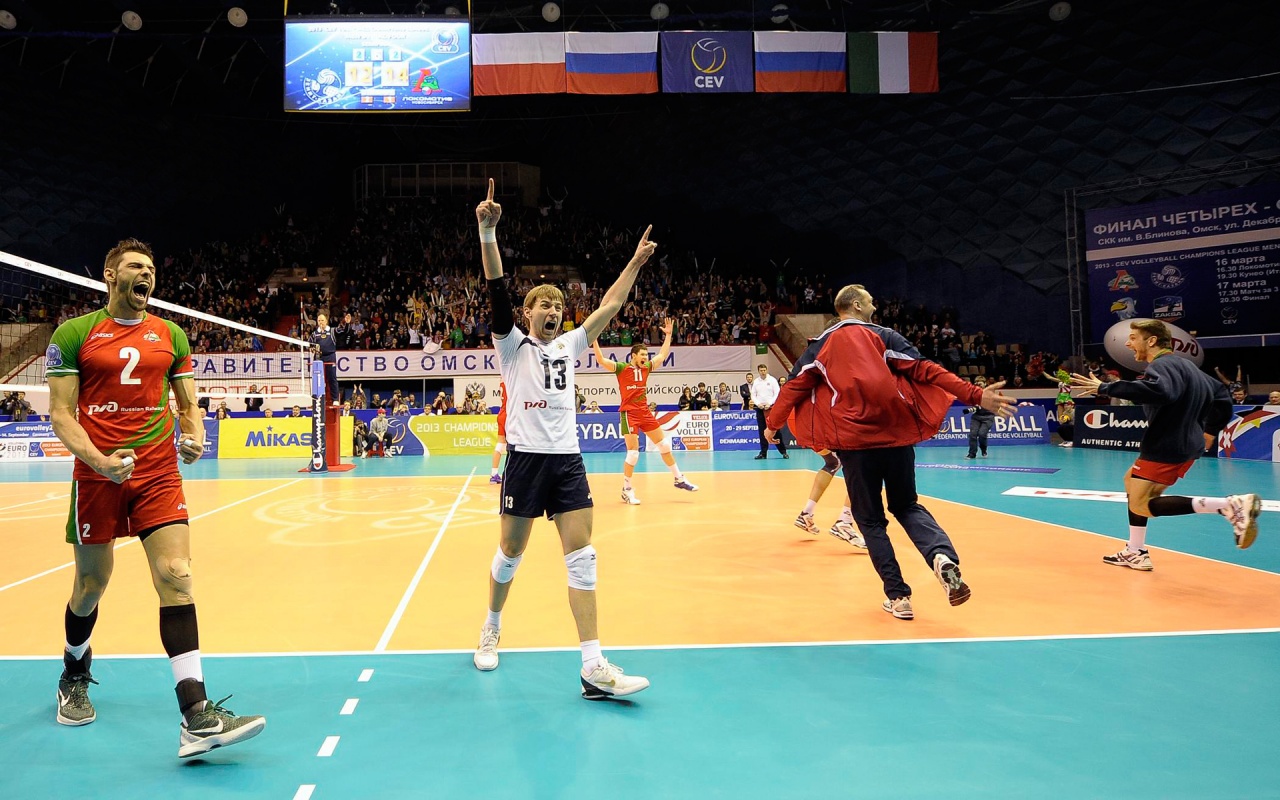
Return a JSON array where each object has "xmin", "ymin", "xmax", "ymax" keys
[
  {"xmin": 64, "ymin": 604, "xmax": 98, "ymax": 674},
  {"xmin": 1128, "ymin": 510, "xmax": 1148, "ymax": 527},
  {"xmin": 160, "ymin": 605, "xmax": 206, "ymax": 717},
  {"xmin": 1149, "ymin": 496, "xmax": 1196, "ymax": 517}
]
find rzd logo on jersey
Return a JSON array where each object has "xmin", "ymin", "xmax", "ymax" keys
[
  {"xmin": 523, "ymin": 401, "xmax": 548, "ymax": 410},
  {"xmin": 87, "ymin": 402, "xmax": 119, "ymax": 416}
]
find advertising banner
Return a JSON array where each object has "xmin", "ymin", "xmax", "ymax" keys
[
  {"xmin": 0, "ymin": 421, "xmax": 73, "ymax": 461},
  {"xmin": 576, "ymin": 413, "xmax": 629, "ymax": 453},
  {"xmin": 712, "ymin": 411, "xmax": 762, "ymax": 451},
  {"xmin": 217, "ymin": 417, "xmax": 316, "ymax": 459},
  {"xmin": 1217, "ymin": 405, "xmax": 1280, "ymax": 462},
  {"xmin": 919, "ymin": 405, "xmax": 1050, "ymax": 448},
  {"xmin": 336, "ymin": 345, "xmax": 752, "ymax": 380},
  {"xmin": 406, "ymin": 413, "xmax": 497, "ymax": 456},
  {"xmin": 1085, "ymin": 183, "xmax": 1280, "ymax": 340},
  {"xmin": 1072, "ymin": 405, "xmax": 1148, "ymax": 452}
]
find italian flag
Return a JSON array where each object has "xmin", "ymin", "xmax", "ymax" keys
[{"xmin": 847, "ymin": 31, "xmax": 938, "ymax": 94}]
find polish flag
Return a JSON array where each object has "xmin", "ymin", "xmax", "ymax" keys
[{"xmin": 472, "ymin": 33, "xmax": 566, "ymax": 96}]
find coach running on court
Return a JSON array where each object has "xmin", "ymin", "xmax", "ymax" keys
[{"xmin": 765, "ymin": 284, "xmax": 1015, "ymax": 620}]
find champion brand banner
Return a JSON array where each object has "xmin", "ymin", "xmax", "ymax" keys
[
  {"xmin": 661, "ymin": 31, "xmax": 753, "ymax": 93},
  {"xmin": 1073, "ymin": 405, "xmax": 1149, "ymax": 452}
]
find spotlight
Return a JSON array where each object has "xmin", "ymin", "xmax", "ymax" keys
[
  {"xmin": 541, "ymin": 2, "xmax": 560, "ymax": 23},
  {"xmin": 328, "ymin": 1, "xmax": 340, "ymax": 14},
  {"xmin": 0, "ymin": 10, "xmax": 16, "ymax": 30},
  {"xmin": 414, "ymin": 0, "xmax": 429, "ymax": 15},
  {"xmin": 444, "ymin": 4, "xmax": 462, "ymax": 15},
  {"xmin": 227, "ymin": 6, "xmax": 248, "ymax": 27},
  {"xmin": 1048, "ymin": 1, "xmax": 1071, "ymax": 21},
  {"xmin": 121, "ymin": 10, "xmax": 142, "ymax": 30},
  {"xmin": 769, "ymin": 4, "xmax": 789, "ymax": 24},
  {"xmin": 650, "ymin": 2, "xmax": 669, "ymax": 20}
]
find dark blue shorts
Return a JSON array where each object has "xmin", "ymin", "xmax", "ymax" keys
[{"xmin": 501, "ymin": 448, "xmax": 593, "ymax": 520}]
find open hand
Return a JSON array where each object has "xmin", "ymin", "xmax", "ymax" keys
[
  {"xmin": 1070, "ymin": 371, "xmax": 1102, "ymax": 397},
  {"xmin": 661, "ymin": 317, "xmax": 674, "ymax": 337},
  {"xmin": 979, "ymin": 380, "xmax": 1017, "ymax": 418},
  {"xmin": 476, "ymin": 178, "xmax": 502, "ymax": 228}
]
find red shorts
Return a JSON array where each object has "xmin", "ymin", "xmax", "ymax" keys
[
  {"xmin": 65, "ymin": 471, "xmax": 189, "ymax": 545},
  {"xmin": 1130, "ymin": 458, "xmax": 1196, "ymax": 486},
  {"xmin": 497, "ymin": 408, "xmax": 507, "ymax": 438},
  {"xmin": 620, "ymin": 407, "xmax": 661, "ymax": 436}
]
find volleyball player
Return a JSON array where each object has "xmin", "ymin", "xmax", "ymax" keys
[
  {"xmin": 794, "ymin": 449, "xmax": 866, "ymax": 550},
  {"xmin": 590, "ymin": 319, "xmax": 698, "ymax": 504},
  {"xmin": 471, "ymin": 180, "xmax": 652, "ymax": 699},
  {"xmin": 490, "ymin": 381, "xmax": 507, "ymax": 484},
  {"xmin": 46, "ymin": 238, "xmax": 264, "ymax": 757},
  {"xmin": 1071, "ymin": 319, "xmax": 1259, "ymax": 570}
]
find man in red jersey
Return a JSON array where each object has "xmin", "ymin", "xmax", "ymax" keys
[
  {"xmin": 591, "ymin": 318, "xmax": 698, "ymax": 504},
  {"xmin": 45, "ymin": 238, "xmax": 264, "ymax": 758}
]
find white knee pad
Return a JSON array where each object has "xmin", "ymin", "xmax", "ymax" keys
[
  {"xmin": 494, "ymin": 442, "xmax": 506, "ymax": 454},
  {"xmin": 624, "ymin": 450, "xmax": 640, "ymax": 466},
  {"xmin": 491, "ymin": 549, "xmax": 523, "ymax": 584},
  {"xmin": 565, "ymin": 545, "xmax": 597, "ymax": 591},
  {"xmin": 657, "ymin": 439, "xmax": 672, "ymax": 455}
]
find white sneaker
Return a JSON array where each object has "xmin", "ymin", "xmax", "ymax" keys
[
  {"xmin": 621, "ymin": 487, "xmax": 641, "ymax": 505},
  {"xmin": 1223, "ymin": 494, "xmax": 1261, "ymax": 549},
  {"xmin": 828, "ymin": 520, "xmax": 867, "ymax": 549},
  {"xmin": 794, "ymin": 511, "xmax": 819, "ymax": 534},
  {"xmin": 473, "ymin": 626, "xmax": 500, "ymax": 671},
  {"xmin": 580, "ymin": 658, "xmax": 649, "ymax": 700},
  {"xmin": 932, "ymin": 553, "xmax": 971, "ymax": 606}
]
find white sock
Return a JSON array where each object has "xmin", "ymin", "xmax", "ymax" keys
[
  {"xmin": 840, "ymin": 506, "xmax": 853, "ymax": 523},
  {"xmin": 623, "ymin": 476, "xmax": 632, "ymax": 490},
  {"xmin": 1127, "ymin": 525, "xmax": 1147, "ymax": 553},
  {"xmin": 491, "ymin": 467, "xmax": 499, "ymax": 476},
  {"xmin": 170, "ymin": 650, "xmax": 204, "ymax": 685},
  {"xmin": 1193, "ymin": 497, "xmax": 1228, "ymax": 513},
  {"xmin": 669, "ymin": 463, "xmax": 683, "ymax": 480},
  {"xmin": 803, "ymin": 500, "xmax": 817, "ymax": 515},
  {"xmin": 65, "ymin": 640, "xmax": 90, "ymax": 660},
  {"xmin": 581, "ymin": 639, "xmax": 603, "ymax": 672},
  {"xmin": 485, "ymin": 609, "xmax": 501, "ymax": 630}
]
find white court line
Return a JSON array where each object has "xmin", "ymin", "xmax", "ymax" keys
[
  {"xmin": 950, "ymin": 491, "xmax": 1280, "ymax": 578},
  {"xmin": 1003, "ymin": 485, "xmax": 1280, "ymax": 513},
  {"xmin": 0, "ymin": 493, "xmax": 67, "ymax": 512},
  {"xmin": 317, "ymin": 736, "xmax": 340, "ymax": 757},
  {"xmin": 292, "ymin": 786, "xmax": 316, "ymax": 800},
  {"xmin": 358, "ymin": 668, "xmax": 374, "ymax": 682},
  {"xmin": 0, "ymin": 478, "xmax": 304, "ymax": 595},
  {"xmin": 340, "ymin": 698, "xmax": 359, "ymax": 715},
  {"xmin": 373, "ymin": 468, "xmax": 476, "ymax": 652},
  {"xmin": 3, "ymin": 626, "xmax": 1278, "ymax": 661}
]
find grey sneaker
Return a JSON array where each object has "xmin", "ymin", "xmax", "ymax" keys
[
  {"xmin": 933, "ymin": 553, "xmax": 972, "ymax": 606},
  {"xmin": 828, "ymin": 520, "xmax": 867, "ymax": 549},
  {"xmin": 178, "ymin": 696, "xmax": 266, "ymax": 759},
  {"xmin": 56, "ymin": 671, "xmax": 98, "ymax": 726}
]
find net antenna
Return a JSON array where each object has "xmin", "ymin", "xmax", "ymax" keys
[{"xmin": 0, "ymin": 250, "xmax": 314, "ymax": 417}]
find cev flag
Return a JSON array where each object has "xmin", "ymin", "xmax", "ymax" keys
[{"xmin": 660, "ymin": 31, "xmax": 753, "ymax": 93}]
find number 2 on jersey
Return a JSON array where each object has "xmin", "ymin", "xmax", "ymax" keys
[
  {"xmin": 119, "ymin": 347, "xmax": 141, "ymax": 385},
  {"xmin": 541, "ymin": 358, "xmax": 567, "ymax": 390}
]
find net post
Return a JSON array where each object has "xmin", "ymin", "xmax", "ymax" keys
[{"xmin": 308, "ymin": 358, "xmax": 328, "ymax": 473}]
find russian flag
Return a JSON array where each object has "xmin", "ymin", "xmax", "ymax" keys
[
  {"xmin": 566, "ymin": 32, "xmax": 659, "ymax": 95},
  {"xmin": 848, "ymin": 32, "xmax": 939, "ymax": 93},
  {"xmin": 473, "ymin": 33, "xmax": 566, "ymax": 96},
  {"xmin": 753, "ymin": 31, "xmax": 846, "ymax": 93}
]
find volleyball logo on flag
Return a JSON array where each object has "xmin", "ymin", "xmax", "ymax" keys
[{"xmin": 661, "ymin": 32, "xmax": 753, "ymax": 93}]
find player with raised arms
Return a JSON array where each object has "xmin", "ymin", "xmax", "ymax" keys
[
  {"xmin": 45, "ymin": 238, "xmax": 265, "ymax": 757},
  {"xmin": 471, "ymin": 180, "xmax": 654, "ymax": 699},
  {"xmin": 591, "ymin": 319, "xmax": 699, "ymax": 504}
]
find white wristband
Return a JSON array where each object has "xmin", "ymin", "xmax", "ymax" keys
[{"xmin": 479, "ymin": 227, "xmax": 497, "ymax": 243}]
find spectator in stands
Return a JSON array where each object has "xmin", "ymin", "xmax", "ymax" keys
[
  {"xmin": 341, "ymin": 402, "xmax": 352, "ymax": 417},
  {"xmin": 4, "ymin": 391, "xmax": 33, "ymax": 421},
  {"xmin": 289, "ymin": 405, "xmax": 302, "ymax": 418},
  {"xmin": 693, "ymin": 383, "xmax": 712, "ymax": 410},
  {"xmin": 585, "ymin": 401, "xmax": 603, "ymax": 413},
  {"xmin": 740, "ymin": 372, "xmax": 755, "ymax": 411},
  {"xmin": 353, "ymin": 418, "xmax": 368, "ymax": 457},
  {"xmin": 432, "ymin": 392, "xmax": 449, "ymax": 415},
  {"xmin": 575, "ymin": 386, "xmax": 586, "ymax": 413},
  {"xmin": 350, "ymin": 384, "xmax": 367, "ymax": 410},
  {"xmin": 264, "ymin": 408, "xmax": 274, "ymax": 418},
  {"xmin": 244, "ymin": 384, "xmax": 264, "ymax": 413},
  {"xmin": 1269, "ymin": 391, "xmax": 1280, "ymax": 406},
  {"xmin": 215, "ymin": 407, "xmax": 230, "ymax": 421},
  {"xmin": 678, "ymin": 387, "xmax": 693, "ymax": 411},
  {"xmin": 715, "ymin": 382, "xmax": 733, "ymax": 410}
]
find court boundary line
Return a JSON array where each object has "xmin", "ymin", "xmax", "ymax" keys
[
  {"xmin": 934, "ymin": 494, "xmax": 1280, "ymax": 578},
  {"xmin": 0, "ymin": 478, "xmax": 305, "ymax": 595},
  {"xmin": 2, "ymin": 626, "xmax": 1277, "ymax": 661},
  {"xmin": 373, "ymin": 467, "xmax": 477, "ymax": 652}
]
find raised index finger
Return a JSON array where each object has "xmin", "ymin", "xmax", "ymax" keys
[
  {"xmin": 640, "ymin": 224, "xmax": 652, "ymax": 243},
  {"xmin": 486, "ymin": 178, "xmax": 494, "ymax": 203}
]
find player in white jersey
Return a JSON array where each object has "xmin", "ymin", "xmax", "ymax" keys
[{"xmin": 471, "ymin": 179, "xmax": 655, "ymax": 700}]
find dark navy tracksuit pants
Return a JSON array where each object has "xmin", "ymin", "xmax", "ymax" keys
[{"xmin": 837, "ymin": 445, "xmax": 959, "ymax": 600}]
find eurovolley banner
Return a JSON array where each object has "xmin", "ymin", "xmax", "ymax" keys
[{"xmin": 0, "ymin": 421, "xmax": 71, "ymax": 461}]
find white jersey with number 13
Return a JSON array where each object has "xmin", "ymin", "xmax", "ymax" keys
[{"xmin": 493, "ymin": 326, "xmax": 587, "ymax": 454}]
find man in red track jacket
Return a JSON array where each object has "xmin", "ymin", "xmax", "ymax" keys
[{"xmin": 766, "ymin": 284, "xmax": 1014, "ymax": 620}]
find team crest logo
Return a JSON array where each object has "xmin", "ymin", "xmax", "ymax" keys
[
  {"xmin": 303, "ymin": 68, "xmax": 346, "ymax": 106},
  {"xmin": 45, "ymin": 343, "xmax": 63, "ymax": 367},
  {"xmin": 433, "ymin": 29, "xmax": 459, "ymax": 54},
  {"xmin": 143, "ymin": 331, "xmax": 161, "ymax": 342},
  {"xmin": 1110, "ymin": 297, "xmax": 1138, "ymax": 320},
  {"xmin": 1107, "ymin": 270, "xmax": 1138, "ymax": 291},
  {"xmin": 1151, "ymin": 264, "xmax": 1185, "ymax": 289},
  {"xmin": 466, "ymin": 382, "xmax": 486, "ymax": 400},
  {"xmin": 1152, "ymin": 296, "xmax": 1183, "ymax": 321}
]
